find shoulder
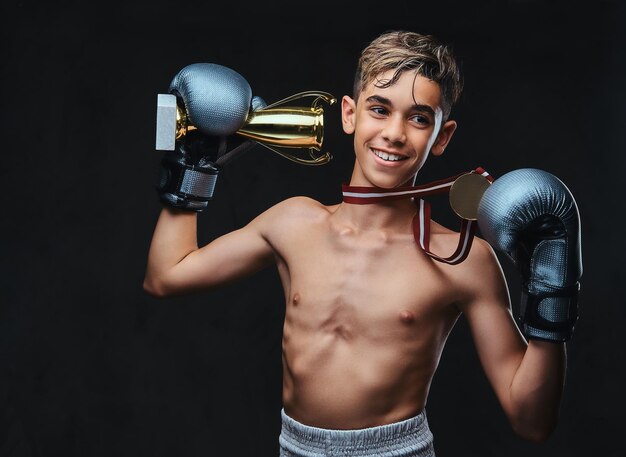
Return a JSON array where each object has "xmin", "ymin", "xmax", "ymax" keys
[
  {"xmin": 458, "ymin": 234, "xmax": 511, "ymax": 312},
  {"xmin": 429, "ymin": 220, "xmax": 501, "ymax": 270},
  {"xmin": 250, "ymin": 195, "xmax": 334, "ymax": 234},
  {"xmin": 466, "ymin": 235, "xmax": 502, "ymax": 270},
  {"xmin": 456, "ymin": 231, "xmax": 506, "ymax": 283},
  {"xmin": 429, "ymin": 221, "xmax": 508, "ymax": 304},
  {"xmin": 260, "ymin": 196, "xmax": 331, "ymax": 220}
]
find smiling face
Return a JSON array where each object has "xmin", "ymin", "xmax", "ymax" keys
[{"xmin": 342, "ymin": 69, "xmax": 457, "ymax": 189}]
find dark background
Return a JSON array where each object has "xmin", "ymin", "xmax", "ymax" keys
[{"xmin": 1, "ymin": 1, "xmax": 624, "ymax": 456}]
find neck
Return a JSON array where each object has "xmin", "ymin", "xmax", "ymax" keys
[
  {"xmin": 335, "ymin": 195, "xmax": 417, "ymax": 233},
  {"xmin": 335, "ymin": 167, "xmax": 492, "ymax": 265},
  {"xmin": 336, "ymin": 176, "xmax": 422, "ymax": 231}
]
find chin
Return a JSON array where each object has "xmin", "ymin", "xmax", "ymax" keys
[
  {"xmin": 369, "ymin": 173, "xmax": 415, "ymax": 189},
  {"xmin": 369, "ymin": 164, "xmax": 420, "ymax": 189}
]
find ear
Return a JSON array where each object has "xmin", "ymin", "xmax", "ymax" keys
[
  {"xmin": 431, "ymin": 120, "xmax": 457, "ymax": 156},
  {"xmin": 341, "ymin": 95, "xmax": 356, "ymax": 134}
]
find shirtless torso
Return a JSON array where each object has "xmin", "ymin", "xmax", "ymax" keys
[{"xmin": 261, "ymin": 195, "xmax": 502, "ymax": 429}]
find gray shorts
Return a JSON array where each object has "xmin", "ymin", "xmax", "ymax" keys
[{"xmin": 279, "ymin": 409, "xmax": 435, "ymax": 457}]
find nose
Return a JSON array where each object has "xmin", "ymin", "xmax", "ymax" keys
[{"xmin": 381, "ymin": 115, "xmax": 406, "ymax": 144}]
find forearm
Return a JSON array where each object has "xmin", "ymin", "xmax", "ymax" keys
[
  {"xmin": 143, "ymin": 207, "xmax": 199, "ymax": 295},
  {"xmin": 508, "ymin": 340, "xmax": 566, "ymax": 441}
]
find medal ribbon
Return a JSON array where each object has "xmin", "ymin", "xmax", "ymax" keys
[{"xmin": 341, "ymin": 167, "xmax": 493, "ymax": 265}]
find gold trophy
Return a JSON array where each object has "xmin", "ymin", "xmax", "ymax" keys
[
  {"xmin": 160, "ymin": 91, "xmax": 337, "ymax": 166},
  {"xmin": 236, "ymin": 91, "xmax": 336, "ymax": 165}
]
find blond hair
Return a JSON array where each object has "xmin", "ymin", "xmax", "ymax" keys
[{"xmin": 354, "ymin": 30, "xmax": 463, "ymax": 120}]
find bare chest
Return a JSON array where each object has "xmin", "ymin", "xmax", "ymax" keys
[{"xmin": 277, "ymin": 226, "xmax": 460, "ymax": 339}]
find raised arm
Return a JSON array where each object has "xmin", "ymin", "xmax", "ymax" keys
[
  {"xmin": 459, "ymin": 239, "xmax": 566, "ymax": 443},
  {"xmin": 143, "ymin": 62, "xmax": 274, "ymax": 297},
  {"xmin": 461, "ymin": 168, "xmax": 582, "ymax": 442},
  {"xmin": 144, "ymin": 206, "xmax": 278, "ymax": 297}
]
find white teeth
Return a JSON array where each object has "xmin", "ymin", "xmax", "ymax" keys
[{"xmin": 372, "ymin": 149, "xmax": 405, "ymax": 162}]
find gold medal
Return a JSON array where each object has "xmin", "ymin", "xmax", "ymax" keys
[{"xmin": 449, "ymin": 172, "xmax": 493, "ymax": 221}]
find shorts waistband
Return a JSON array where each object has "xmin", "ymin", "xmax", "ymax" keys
[{"xmin": 279, "ymin": 408, "xmax": 433, "ymax": 456}]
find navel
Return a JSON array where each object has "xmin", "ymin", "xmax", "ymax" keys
[{"xmin": 399, "ymin": 310, "xmax": 416, "ymax": 324}]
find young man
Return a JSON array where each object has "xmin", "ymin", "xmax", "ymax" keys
[{"xmin": 144, "ymin": 31, "xmax": 580, "ymax": 456}]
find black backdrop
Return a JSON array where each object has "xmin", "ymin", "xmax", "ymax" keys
[{"xmin": 2, "ymin": 1, "xmax": 625, "ymax": 456}]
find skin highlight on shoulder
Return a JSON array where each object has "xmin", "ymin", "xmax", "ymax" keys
[{"xmin": 261, "ymin": 196, "xmax": 331, "ymax": 223}]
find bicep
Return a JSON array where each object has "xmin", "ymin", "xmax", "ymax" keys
[
  {"xmin": 164, "ymin": 220, "xmax": 275, "ymax": 295},
  {"xmin": 460, "ymin": 240, "xmax": 527, "ymax": 413}
]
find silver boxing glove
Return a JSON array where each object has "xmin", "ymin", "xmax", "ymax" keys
[
  {"xmin": 157, "ymin": 63, "xmax": 265, "ymax": 211},
  {"xmin": 477, "ymin": 168, "xmax": 583, "ymax": 342},
  {"xmin": 168, "ymin": 62, "xmax": 253, "ymax": 137}
]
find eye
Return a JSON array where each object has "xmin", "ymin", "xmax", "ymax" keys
[
  {"xmin": 370, "ymin": 106, "xmax": 388, "ymax": 116},
  {"xmin": 410, "ymin": 113, "xmax": 431, "ymax": 126}
]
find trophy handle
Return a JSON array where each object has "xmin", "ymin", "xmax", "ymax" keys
[
  {"xmin": 255, "ymin": 142, "xmax": 332, "ymax": 166},
  {"xmin": 263, "ymin": 91, "xmax": 336, "ymax": 110}
]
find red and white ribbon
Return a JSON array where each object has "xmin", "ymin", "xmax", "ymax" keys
[{"xmin": 341, "ymin": 167, "xmax": 493, "ymax": 265}]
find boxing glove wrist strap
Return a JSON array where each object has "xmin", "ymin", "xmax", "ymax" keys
[
  {"xmin": 157, "ymin": 159, "xmax": 219, "ymax": 212},
  {"xmin": 520, "ymin": 281, "xmax": 580, "ymax": 342},
  {"xmin": 342, "ymin": 167, "xmax": 493, "ymax": 265}
]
